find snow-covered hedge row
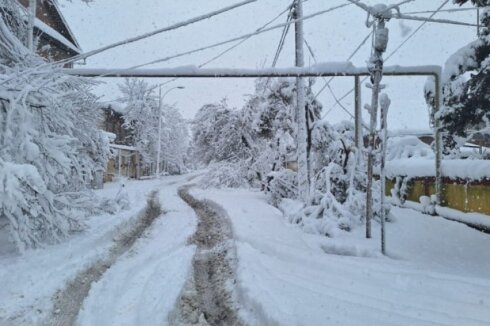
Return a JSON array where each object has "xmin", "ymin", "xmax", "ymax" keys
[{"xmin": 385, "ymin": 136, "xmax": 490, "ymax": 181}]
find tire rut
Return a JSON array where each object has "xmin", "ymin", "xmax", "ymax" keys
[
  {"xmin": 46, "ymin": 191, "xmax": 162, "ymax": 326},
  {"xmin": 171, "ymin": 186, "xmax": 244, "ymax": 326}
]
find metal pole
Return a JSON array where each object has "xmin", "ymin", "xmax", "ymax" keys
[
  {"xmin": 435, "ymin": 74, "xmax": 442, "ymax": 205},
  {"xmin": 477, "ymin": 6, "xmax": 480, "ymax": 37},
  {"xmin": 294, "ymin": 0, "xmax": 310, "ymax": 204},
  {"xmin": 354, "ymin": 76, "xmax": 363, "ymax": 155},
  {"xmin": 155, "ymin": 86, "xmax": 184, "ymax": 178},
  {"xmin": 27, "ymin": 0, "xmax": 37, "ymax": 52},
  {"xmin": 366, "ymin": 19, "xmax": 388, "ymax": 239},
  {"xmin": 379, "ymin": 94, "xmax": 390, "ymax": 255},
  {"xmin": 118, "ymin": 149, "xmax": 122, "ymax": 177},
  {"xmin": 156, "ymin": 86, "xmax": 163, "ymax": 178}
]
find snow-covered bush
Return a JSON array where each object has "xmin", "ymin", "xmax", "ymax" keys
[
  {"xmin": 199, "ymin": 160, "xmax": 252, "ymax": 189},
  {"xmin": 0, "ymin": 11, "xmax": 112, "ymax": 251},
  {"xmin": 386, "ymin": 136, "xmax": 434, "ymax": 160},
  {"xmin": 286, "ymin": 121, "xmax": 372, "ymax": 236},
  {"xmin": 266, "ymin": 169, "xmax": 298, "ymax": 206}
]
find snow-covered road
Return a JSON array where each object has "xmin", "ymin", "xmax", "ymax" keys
[
  {"xmin": 76, "ymin": 177, "xmax": 197, "ymax": 326},
  {"xmin": 192, "ymin": 188, "xmax": 490, "ymax": 326},
  {"xmin": 2, "ymin": 176, "xmax": 490, "ymax": 326}
]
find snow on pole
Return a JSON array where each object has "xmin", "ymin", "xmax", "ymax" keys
[
  {"xmin": 294, "ymin": 0, "xmax": 310, "ymax": 204},
  {"xmin": 27, "ymin": 0, "xmax": 36, "ymax": 52},
  {"xmin": 156, "ymin": 86, "xmax": 162, "ymax": 179},
  {"xmin": 354, "ymin": 76, "xmax": 363, "ymax": 164},
  {"xmin": 365, "ymin": 12, "xmax": 389, "ymax": 239},
  {"xmin": 379, "ymin": 93, "xmax": 391, "ymax": 255}
]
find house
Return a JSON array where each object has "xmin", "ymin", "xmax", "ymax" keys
[
  {"xmin": 99, "ymin": 104, "xmax": 142, "ymax": 182},
  {"xmin": 11, "ymin": 0, "xmax": 82, "ymax": 65}
]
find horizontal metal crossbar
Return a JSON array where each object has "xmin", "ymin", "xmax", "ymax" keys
[{"xmin": 64, "ymin": 64, "xmax": 441, "ymax": 78}]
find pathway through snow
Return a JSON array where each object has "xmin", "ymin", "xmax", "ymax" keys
[
  {"xmin": 47, "ymin": 191, "xmax": 161, "ymax": 326},
  {"xmin": 169, "ymin": 186, "xmax": 243, "ymax": 326}
]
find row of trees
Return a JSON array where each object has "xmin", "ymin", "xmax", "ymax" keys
[
  {"xmin": 192, "ymin": 2, "xmax": 490, "ymax": 236},
  {"xmin": 192, "ymin": 78, "xmax": 370, "ymax": 235},
  {"xmin": 0, "ymin": 1, "xmax": 115, "ymax": 251}
]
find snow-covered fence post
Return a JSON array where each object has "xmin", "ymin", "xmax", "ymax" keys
[
  {"xmin": 379, "ymin": 93, "xmax": 391, "ymax": 255},
  {"xmin": 365, "ymin": 7, "xmax": 390, "ymax": 239},
  {"xmin": 294, "ymin": 0, "xmax": 310, "ymax": 204}
]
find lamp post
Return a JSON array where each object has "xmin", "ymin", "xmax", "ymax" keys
[{"xmin": 156, "ymin": 85, "xmax": 184, "ymax": 178}]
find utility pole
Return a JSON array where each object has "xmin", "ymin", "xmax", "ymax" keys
[
  {"xmin": 156, "ymin": 85, "xmax": 184, "ymax": 178},
  {"xmin": 156, "ymin": 86, "xmax": 163, "ymax": 178},
  {"xmin": 294, "ymin": 0, "xmax": 310, "ymax": 204},
  {"xmin": 27, "ymin": 0, "xmax": 37, "ymax": 52},
  {"xmin": 365, "ymin": 9, "xmax": 390, "ymax": 239},
  {"xmin": 379, "ymin": 93, "xmax": 390, "ymax": 255}
]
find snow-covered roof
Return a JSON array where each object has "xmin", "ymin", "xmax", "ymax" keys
[
  {"xmin": 35, "ymin": 18, "xmax": 81, "ymax": 54},
  {"xmin": 109, "ymin": 144, "xmax": 138, "ymax": 152},
  {"xmin": 7, "ymin": 0, "xmax": 82, "ymax": 54},
  {"xmin": 50, "ymin": 0, "xmax": 82, "ymax": 51},
  {"xmin": 99, "ymin": 101, "xmax": 127, "ymax": 114},
  {"xmin": 388, "ymin": 129, "xmax": 433, "ymax": 137}
]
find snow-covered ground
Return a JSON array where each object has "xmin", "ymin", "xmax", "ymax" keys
[
  {"xmin": 191, "ymin": 187, "xmax": 490, "ymax": 326},
  {"xmin": 0, "ymin": 176, "xmax": 188, "ymax": 325},
  {"xmin": 76, "ymin": 176, "xmax": 197, "ymax": 326},
  {"xmin": 2, "ymin": 176, "xmax": 490, "ymax": 325}
]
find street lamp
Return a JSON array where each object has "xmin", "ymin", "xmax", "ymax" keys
[{"xmin": 156, "ymin": 85, "xmax": 184, "ymax": 178}]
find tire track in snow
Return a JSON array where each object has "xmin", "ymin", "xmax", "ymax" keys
[
  {"xmin": 46, "ymin": 191, "xmax": 162, "ymax": 326},
  {"xmin": 171, "ymin": 186, "xmax": 244, "ymax": 326}
]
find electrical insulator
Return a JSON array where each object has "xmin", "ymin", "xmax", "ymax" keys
[{"xmin": 375, "ymin": 27, "xmax": 389, "ymax": 53}]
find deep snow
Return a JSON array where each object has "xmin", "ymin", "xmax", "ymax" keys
[
  {"xmin": 0, "ymin": 177, "xmax": 173, "ymax": 325},
  {"xmin": 2, "ymin": 176, "xmax": 490, "ymax": 326},
  {"xmin": 76, "ymin": 176, "xmax": 197, "ymax": 326},
  {"xmin": 191, "ymin": 187, "xmax": 490, "ymax": 326}
]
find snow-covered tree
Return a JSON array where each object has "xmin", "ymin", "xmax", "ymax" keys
[
  {"xmin": 192, "ymin": 77, "xmax": 321, "ymax": 190},
  {"xmin": 426, "ymin": 1, "xmax": 490, "ymax": 152},
  {"xmin": 192, "ymin": 99, "xmax": 252, "ymax": 165},
  {"xmin": 118, "ymin": 78, "xmax": 158, "ymax": 165},
  {"xmin": 160, "ymin": 104, "xmax": 189, "ymax": 174},
  {"xmin": 118, "ymin": 79, "xmax": 189, "ymax": 174},
  {"xmin": 0, "ymin": 10, "xmax": 111, "ymax": 252}
]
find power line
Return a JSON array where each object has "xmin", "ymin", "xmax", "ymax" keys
[
  {"xmin": 323, "ymin": 0, "xmax": 451, "ymax": 118},
  {"xmin": 59, "ymin": 0, "xmax": 259, "ymax": 66},
  {"xmin": 0, "ymin": 0, "xmax": 260, "ymax": 86},
  {"xmin": 272, "ymin": 5, "xmax": 294, "ymax": 67},
  {"xmin": 314, "ymin": 31, "xmax": 372, "ymax": 100},
  {"xmin": 155, "ymin": 1, "xmax": 295, "ymax": 90},
  {"xmin": 304, "ymin": 36, "xmax": 369, "ymax": 129},
  {"xmin": 404, "ymin": 7, "xmax": 478, "ymax": 15},
  {"xmin": 91, "ymin": 2, "xmax": 352, "ymax": 79}
]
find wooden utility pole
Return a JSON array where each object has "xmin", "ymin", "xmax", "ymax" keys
[{"xmin": 294, "ymin": 0, "xmax": 309, "ymax": 204}]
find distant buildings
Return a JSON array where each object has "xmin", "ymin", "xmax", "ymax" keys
[{"xmin": 99, "ymin": 104, "xmax": 142, "ymax": 182}]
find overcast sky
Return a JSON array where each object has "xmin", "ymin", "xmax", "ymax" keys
[{"xmin": 59, "ymin": 0, "xmax": 478, "ymax": 131}]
